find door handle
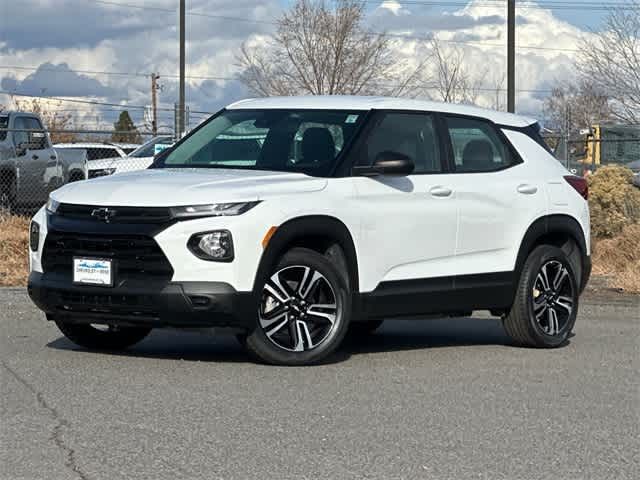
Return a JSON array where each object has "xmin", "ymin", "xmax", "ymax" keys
[
  {"xmin": 50, "ymin": 155, "xmax": 57, "ymax": 160},
  {"xmin": 517, "ymin": 184, "xmax": 538, "ymax": 195},
  {"xmin": 429, "ymin": 186, "xmax": 453, "ymax": 198},
  {"xmin": 32, "ymin": 154, "xmax": 39, "ymax": 160}
]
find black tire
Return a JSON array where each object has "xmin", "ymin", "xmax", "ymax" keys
[
  {"xmin": 244, "ymin": 247, "xmax": 352, "ymax": 366},
  {"xmin": 55, "ymin": 320, "xmax": 151, "ymax": 350},
  {"xmin": 349, "ymin": 319, "xmax": 384, "ymax": 336},
  {"xmin": 503, "ymin": 245, "xmax": 579, "ymax": 348}
]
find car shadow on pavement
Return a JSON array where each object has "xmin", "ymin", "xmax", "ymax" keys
[{"xmin": 46, "ymin": 316, "xmax": 548, "ymax": 365}]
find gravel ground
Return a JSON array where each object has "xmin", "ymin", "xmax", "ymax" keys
[{"xmin": 1, "ymin": 287, "xmax": 638, "ymax": 480}]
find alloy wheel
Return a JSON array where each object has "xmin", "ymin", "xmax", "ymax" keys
[
  {"xmin": 532, "ymin": 260, "xmax": 575, "ymax": 336},
  {"xmin": 259, "ymin": 265, "xmax": 340, "ymax": 352}
]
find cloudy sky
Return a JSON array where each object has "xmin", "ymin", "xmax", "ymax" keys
[{"xmin": 0, "ymin": 0, "xmax": 620, "ymax": 130}]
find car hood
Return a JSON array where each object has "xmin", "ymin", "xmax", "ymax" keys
[{"xmin": 52, "ymin": 168, "xmax": 327, "ymax": 206}]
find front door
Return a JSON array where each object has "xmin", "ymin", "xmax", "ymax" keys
[{"xmin": 350, "ymin": 112, "xmax": 458, "ymax": 300}]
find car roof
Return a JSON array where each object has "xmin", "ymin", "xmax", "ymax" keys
[
  {"xmin": 227, "ymin": 95, "xmax": 537, "ymax": 128},
  {"xmin": 53, "ymin": 143, "xmax": 122, "ymax": 148}
]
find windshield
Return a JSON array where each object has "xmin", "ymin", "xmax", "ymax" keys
[
  {"xmin": 160, "ymin": 109, "xmax": 365, "ymax": 176},
  {"xmin": 130, "ymin": 137, "xmax": 173, "ymax": 158}
]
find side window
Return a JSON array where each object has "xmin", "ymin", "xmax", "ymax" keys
[
  {"xmin": 356, "ymin": 113, "xmax": 442, "ymax": 174},
  {"xmin": 87, "ymin": 148, "xmax": 118, "ymax": 160},
  {"xmin": 445, "ymin": 116, "xmax": 517, "ymax": 173},
  {"xmin": 12, "ymin": 117, "xmax": 29, "ymax": 148}
]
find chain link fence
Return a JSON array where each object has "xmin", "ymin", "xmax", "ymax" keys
[{"xmin": 1, "ymin": 126, "xmax": 176, "ymax": 214}]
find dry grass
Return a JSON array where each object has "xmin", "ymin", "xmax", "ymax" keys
[
  {"xmin": 592, "ymin": 224, "xmax": 640, "ymax": 293},
  {"xmin": 0, "ymin": 212, "xmax": 30, "ymax": 287}
]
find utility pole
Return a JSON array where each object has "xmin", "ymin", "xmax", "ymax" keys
[
  {"xmin": 178, "ymin": 0, "xmax": 186, "ymax": 137},
  {"xmin": 507, "ymin": 0, "xmax": 516, "ymax": 113},
  {"xmin": 151, "ymin": 73, "xmax": 160, "ymax": 136}
]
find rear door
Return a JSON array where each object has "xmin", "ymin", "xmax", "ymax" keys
[
  {"xmin": 441, "ymin": 115, "xmax": 545, "ymax": 278},
  {"xmin": 351, "ymin": 111, "xmax": 458, "ymax": 294}
]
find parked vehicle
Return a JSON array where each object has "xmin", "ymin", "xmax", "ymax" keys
[
  {"xmin": 54, "ymin": 147, "xmax": 88, "ymax": 183},
  {"xmin": 1, "ymin": 111, "xmax": 62, "ymax": 211},
  {"xmin": 53, "ymin": 142, "xmax": 129, "ymax": 162},
  {"xmin": 111, "ymin": 142, "xmax": 140, "ymax": 155},
  {"xmin": 28, "ymin": 96, "xmax": 591, "ymax": 366},
  {"xmin": 86, "ymin": 136, "xmax": 174, "ymax": 178}
]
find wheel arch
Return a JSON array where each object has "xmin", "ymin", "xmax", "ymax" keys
[
  {"xmin": 252, "ymin": 215, "xmax": 359, "ymax": 294},
  {"xmin": 515, "ymin": 214, "xmax": 590, "ymax": 291}
]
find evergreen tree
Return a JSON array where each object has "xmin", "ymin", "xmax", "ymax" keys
[{"xmin": 112, "ymin": 111, "xmax": 141, "ymax": 144}]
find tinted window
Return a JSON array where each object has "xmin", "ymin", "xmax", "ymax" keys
[
  {"xmin": 0, "ymin": 116, "xmax": 8, "ymax": 141},
  {"xmin": 86, "ymin": 148, "xmax": 119, "ymax": 161},
  {"xmin": 355, "ymin": 113, "xmax": 442, "ymax": 173},
  {"xmin": 162, "ymin": 110, "xmax": 364, "ymax": 177},
  {"xmin": 12, "ymin": 117, "xmax": 28, "ymax": 147},
  {"xmin": 446, "ymin": 116, "xmax": 516, "ymax": 172}
]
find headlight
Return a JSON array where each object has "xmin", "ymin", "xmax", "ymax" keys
[
  {"xmin": 188, "ymin": 230, "xmax": 234, "ymax": 261},
  {"xmin": 29, "ymin": 221, "xmax": 40, "ymax": 252},
  {"xmin": 89, "ymin": 168, "xmax": 116, "ymax": 178},
  {"xmin": 171, "ymin": 201, "xmax": 260, "ymax": 219},
  {"xmin": 46, "ymin": 197, "xmax": 60, "ymax": 214}
]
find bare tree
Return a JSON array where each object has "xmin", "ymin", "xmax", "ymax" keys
[
  {"xmin": 14, "ymin": 98, "xmax": 77, "ymax": 143},
  {"xmin": 577, "ymin": 1, "xmax": 640, "ymax": 124},
  {"xmin": 543, "ymin": 80, "xmax": 613, "ymax": 132},
  {"xmin": 427, "ymin": 39, "xmax": 486, "ymax": 105},
  {"xmin": 237, "ymin": 0, "xmax": 424, "ymax": 97}
]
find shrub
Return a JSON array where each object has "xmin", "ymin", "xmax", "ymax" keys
[
  {"xmin": 588, "ymin": 165, "xmax": 640, "ymax": 238},
  {"xmin": 0, "ymin": 213, "xmax": 29, "ymax": 286}
]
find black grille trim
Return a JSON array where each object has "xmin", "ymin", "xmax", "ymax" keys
[
  {"xmin": 42, "ymin": 231, "xmax": 174, "ymax": 282},
  {"xmin": 56, "ymin": 203, "xmax": 173, "ymax": 224}
]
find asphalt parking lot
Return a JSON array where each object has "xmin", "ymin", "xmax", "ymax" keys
[{"xmin": 1, "ymin": 287, "xmax": 638, "ymax": 480}]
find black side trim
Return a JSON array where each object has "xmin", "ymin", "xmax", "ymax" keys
[
  {"xmin": 253, "ymin": 215, "xmax": 359, "ymax": 292},
  {"xmin": 359, "ymin": 272, "xmax": 515, "ymax": 319},
  {"xmin": 515, "ymin": 214, "xmax": 589, "ymax": 284}
]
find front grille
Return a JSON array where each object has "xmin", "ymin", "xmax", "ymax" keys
[
  {"xmin": 51, "ymin": 289, "xmax": 159, "ymax": 317},
  {"xmin": 56, "ymin": 203, "xmax": 173, "ymax": 224},
  {"xmin": 42, "ymin": 231, "xmax": 174, "ymax": 281}
]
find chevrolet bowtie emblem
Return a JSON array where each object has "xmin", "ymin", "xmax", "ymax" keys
[{"xmin": 91, "ymin": 207, "xmax": 117, "ymax": 223}]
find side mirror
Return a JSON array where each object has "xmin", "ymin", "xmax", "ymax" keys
[
  {"xmin": 352, "ymin": 151, "xmax": 415, "ymax": 177},
  {"xmin": 28, "ymin": 131, "xmax": 47, "ymax": 150}
]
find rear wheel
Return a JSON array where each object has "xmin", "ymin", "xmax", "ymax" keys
[
  {"xmin": 503, "ymin": 245, "xmax": 579, "ymax": 348},
  {"xmin": 244, "ymin": 248, "xmax": 351, "ymax": 365},
  {"xmin": 55, "ymin": 320, "xmax": 151, "ymax": 350}
]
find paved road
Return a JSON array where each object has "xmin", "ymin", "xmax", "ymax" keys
[{"xmin": 1, "ymin": 288, "xmax": 638, "ymax": 480}]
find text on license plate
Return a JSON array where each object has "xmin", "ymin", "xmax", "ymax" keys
[{"xmin": 73, "ymin": 258, "xmax": 113, "ymax": 286}]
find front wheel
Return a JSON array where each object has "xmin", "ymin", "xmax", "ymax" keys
[
  {"xmin": 244, "ymin": 248, "xmax": 351, "ymax": 365},
  {"xmin": 55, "ymin": 320, "xmax": 151, "ymax": 350},
  {"xmin": 502, "ymin": 245, "xmax": 579, "ymax": 348}
]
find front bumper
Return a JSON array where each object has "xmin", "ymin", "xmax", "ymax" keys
[{"xmin": 28, "ymin": 272, "xmax": 256, "ymax": 329}]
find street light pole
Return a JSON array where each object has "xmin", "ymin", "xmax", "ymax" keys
[
  {"xmin": 507, "ymin": 0, "xmax": 516, "ymax": 113},
  {"xmin": 178, "ymin": 0, "xmax": 186, "ymax": 137}
]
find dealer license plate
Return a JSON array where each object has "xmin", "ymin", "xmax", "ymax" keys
[{"xmin": 73, "ymin": 257, "xmax": 113, "ymax": 286}]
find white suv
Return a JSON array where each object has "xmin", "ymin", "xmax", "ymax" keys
[{"xmin": 28, "ymin": 96, "xmax": 591, "ymax": 366}]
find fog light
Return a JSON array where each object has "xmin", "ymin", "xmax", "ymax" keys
[
  {"xmin": 188, "ymin": 230, "xmax": 234, "ymax": 262},
  {"xmin": 30, "ymin": 221, "xmax": 40, "ymax": 252}
]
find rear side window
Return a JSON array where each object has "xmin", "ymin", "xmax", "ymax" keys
[
  {"xmin": 355, "ymin": 112, "xmax": 442, "ymax": 173},
  {"xmin": 86, "ymin": 148, "xmax": 118, "ymax": 161},
  {"xmin": 445, "ymin": 116, "xmax": 517, "ymax": 173}
]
